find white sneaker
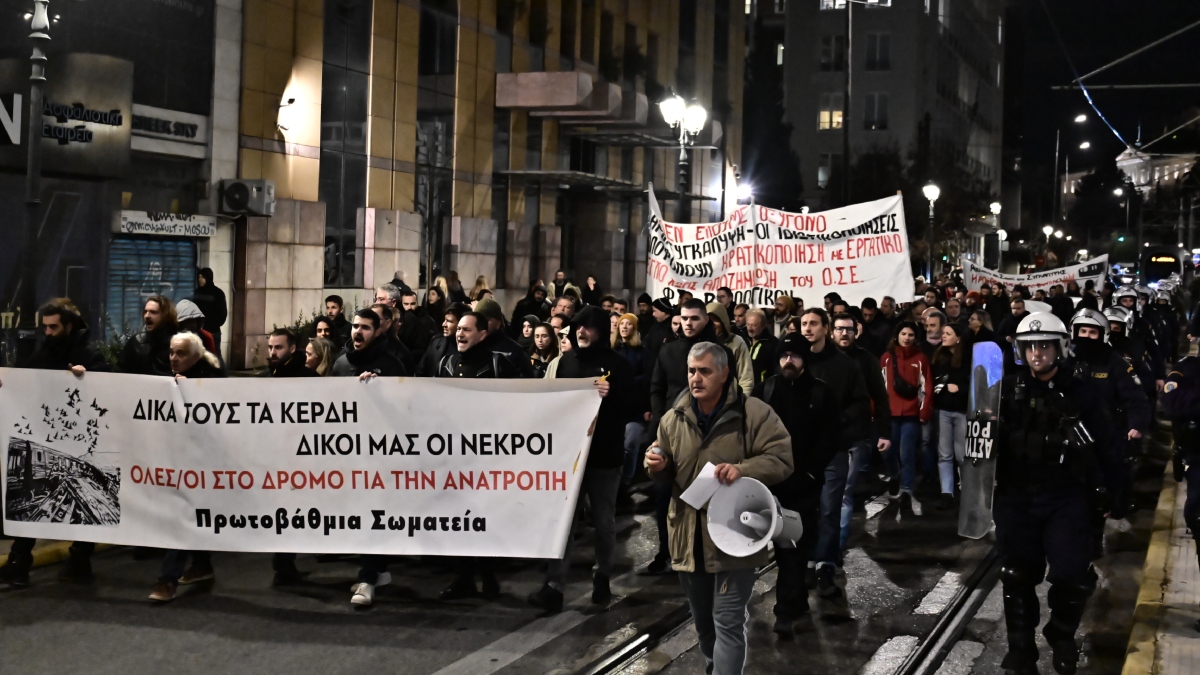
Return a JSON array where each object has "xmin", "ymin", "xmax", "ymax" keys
[
  {"xmin": 348, "ymin": 571, "xmax": 391, "ymax": 592},
  {"xmin": 351, "ymin": 582, "xmax": 374, "ymax": 606}
]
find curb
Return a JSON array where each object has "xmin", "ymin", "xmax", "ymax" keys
[
  {"xmin": 0, "ymin": 541, "xmax": 115, "ymax": 570},
  {"xmin": 1120, "ymin": 462, "xmax": 1178, "ymax": 675}
]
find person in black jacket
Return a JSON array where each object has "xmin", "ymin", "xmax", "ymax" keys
[
  {"xmin": 192, "ymin": 268, "xmax": 227, "ymax": 354},
  {"xmin": 753, "ymin": 333, "xmax": 840, "ymax": 634},
  {"xmin": 510, "ymin": 283, "xmax": 552, "ymax": 332},
  {"xmin": 323, "ymin": 294, "xmax": 353, "ymax": 348},
  {"xmin": 744, "ymin": 308, "xmax": 778, "ymax": 385},
  {"xmin": 118, "ymin": 295, "xmax": 180, "ymax": 376},
  {"xmin": 529, "ymin": 306, "xmax": 634, "ymax": 614},
  {"xmin": 399, "ymin": 290, "xmax": 437, "ymax": 356},
  {"xmin": 830, "ymin": 312, "xmax": 891, "ymax": 550},
  {"xmin": 0, "ymin": 299, "xmax": 110, "ymax": 588},
  {"xmin": 798, "ymin": 308, "xmax": 870, "ymax": 598},
  {"xmin": 644, "ymin": 298, "xmax": 676, "ymax": 363},
  {"xmin": 932, "ymin": 324, "xmax": 972, "ymax": 510},
  {"xmin": 148, "ymin": 332, "xmax": 226, "ymax": 603},
  {"xmin": 613, "ymin": 313, "xmax": 652, "ymax": 484},
  {"xmin": 331, "ymin": 309, "xmax": 407, "ymax": 379},
  {"xmin": 370, "ymin": 303, "xmax": 416, "ymax": 374},
  {"xmin": 416, "ymin": 303, "xmax": 469, "ymax": 376},
  {"xmin": 474, "ymin": 298, "xmax": 535, "ymax": 377}
]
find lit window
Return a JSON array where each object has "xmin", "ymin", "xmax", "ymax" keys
[
  {"xmin": 820, "ymin": 0, "xmax": 846, "ymax": 10},
  {"xmin": 998, "ymin": 16, "xmax": 1003, "ymax": 44},
  {"xmin": 818, "ymin": 93, "xmax": 844, "ymax": 130},
  {"xmin": 776, "ymin": 43, "xmax": 785, "ymax": 65},
  {"xmin": 745, "ymin": 0, "xmax": 752, "ymax": 14}
]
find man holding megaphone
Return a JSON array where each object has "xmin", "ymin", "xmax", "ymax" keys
[{"xmin": 645, "ymin": 341, "xmax": 793, "ymax": 675}]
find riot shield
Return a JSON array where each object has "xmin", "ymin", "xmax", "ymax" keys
[{"xmin": 959, "ymin": 341, "xmax": 1003, "ymax": 539}]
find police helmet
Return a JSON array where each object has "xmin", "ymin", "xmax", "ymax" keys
[
  {"xmin": 1134, "ymin": 284, "xmax": 1154, "ymax": 301},
  {"xmin": 1070, "ymin": 308, "xmax": 1109, "ymax": 342},
  {"xmin": 1156, "ymin": 289, "xmax": 1172, "ymax": 303},
  {"xmin": 1103, "ymin": 305, "xmax": 1134, "ymax": 333},
  {"xmin": 1013, "ymin": 312, "xmax": 1071, "ymax": 366},
  {"xmin": 1113, "ymin": 285, "xmax": 1139, "ymax": 307}
]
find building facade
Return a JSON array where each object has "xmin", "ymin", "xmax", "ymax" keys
[
  {"xmin": 783, "ymin": 0, "xmax": 1004, "ymax": 209},
  {"xmin": 0, "ymin": 0, "xmax": 745, "ymax": 369}
]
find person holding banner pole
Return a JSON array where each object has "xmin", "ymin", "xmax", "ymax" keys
[
  {"xmin": 149, "ymin": 333, "xmax": 226, "ymax": 603},
  {"xmin": 0, "ymin": 299, "xmax": 110, "ymax": 589}
]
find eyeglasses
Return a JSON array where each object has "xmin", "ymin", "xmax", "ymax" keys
[{"xmin": 832, "ymin": 326, "xmax": 855, "ymax": 333}]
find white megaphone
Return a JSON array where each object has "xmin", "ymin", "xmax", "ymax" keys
[{"xmin": 707, "ymin": 477, "xmax": 803, "ymax": 557}]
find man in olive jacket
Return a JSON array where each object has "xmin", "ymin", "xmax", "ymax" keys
[{"xmin": 645, "ymin": 341, "xmax": 792, "ymax": 675}]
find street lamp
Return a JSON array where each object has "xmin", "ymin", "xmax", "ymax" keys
[
  {"xmin": 1054, "ymin": 230, "xmax": 1063, "ymax": 239},
  {"xmin": 1042, "ymin": 225, "xmax": 1054, "ymax": 237},
  {"xmin": 1113, "ymin": 188, "xmax": 1124, "ymax": 197},
  {"xmin": 659, "ymin": 92, "xmax": 707, "ymax": 202},
  {"xmin": 1074, "ymin": 114, "xmax": 1087, "ymax": 123},
  {"xmin": 736, "ymin": 183, "xmax": 753, "ymax": 201},
  {"xmin": 922, "ymin": 182, "xmax": 940, "ymax": 279},
  {"xmin": 1079, "ymin": 141, "xmax": 1091, "ymax": 150}
]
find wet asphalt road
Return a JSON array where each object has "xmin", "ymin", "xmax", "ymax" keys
[{"xmin": 0, "ymin": 455, "xmax": 1155, "ymax": 675}]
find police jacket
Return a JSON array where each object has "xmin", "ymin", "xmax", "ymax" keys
[
  {"xmin": 806, "ymin": 342, "xmax": 871, "ymax": 446},
  {"xmin": 1110, "ymin": 332, "xmax": 1157, "ymax": 401},
  {"xmin": 1071, "ymin": 340, "xmax": 1151, "ymax": 440},
  {"xmin": 118, "ymin": 328, "xmax": 177, "ymax": 376},
  {"xmin": 752, "ymin": 370, "xmax": 840, "ymax": 500},
  {"xmin": 1131, "ymin": 314, "xmax": 1166, "ymax": 379},
  {"xmin": 996, "ymin": 364, "xmax": 1125, "ymax": 496},
  {"xmin": 1161, "ymin": 356, "xmax": 1200, "ymax": 459},
  {"xmin": 331, "ymin": 338, "xmax": 407, "ymax": 377},
  {"xmin": 24, "ymin": 328, "xmax": 110, "ymax": 373}
]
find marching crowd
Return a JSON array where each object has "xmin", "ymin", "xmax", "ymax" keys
[{"xmin": 0, "ymin": 265, "xmax": 1195, "ymax": 675}]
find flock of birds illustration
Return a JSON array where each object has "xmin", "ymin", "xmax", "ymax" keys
[{"xmin": 10, "ymin": 387, "xmax": 109, "ymax": 457}]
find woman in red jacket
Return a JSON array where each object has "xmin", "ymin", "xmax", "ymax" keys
[{"xmin": 880, "ymin": 320, "xmax": 934, "ymax": 509}]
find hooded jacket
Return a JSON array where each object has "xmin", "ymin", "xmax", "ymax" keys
[
  {"xmin": 650, "ymin": 380, "xmax": 793, "ymax": 573},
  {"xmin": 191, "ymin": 268, "xmax": 228, "ymax": 330},
  {"xmin": 705, "ymin": 303, "xmax": 755, "ymax": 396},
  {"xmin": 881, "ymin": 344, "xmax": 933, "ymax": 422},
  {"xmin": 511, "ymin": 290, "xmax": 552, "ymax": 330},
  {"xmin": 554, "ymin": 306, "xmax": 636, "ymax": 469},
  {"xmin": 331, "ymin": 336, "xmax": 407, "ymax": 377}
]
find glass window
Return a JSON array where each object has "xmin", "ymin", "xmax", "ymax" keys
[
  {"xmin": 820, "ymin": 0, "xmax": 846, "ymax": 9},
  {"xmin": 527, "ymin": 117, "xmax": 543, "ymax": 171},
  {"xmin": 819, "ymin": 35, "xmax": 846, "ymax": 71},
  {"xmin": 865, "ymin": 33, "xmax": 890, "ymax": 71},
  {"xmin": 777, "ymin": 43, "xmax": 785, "ymax": 66},
  {"xmin": 580, "ymin": 0, "xmax": 596, "ymax": 64},
  {"xmin": 817, "ymin": 153, "xmax": 841, "ymax": 189},
  {"xmin": 863, "ymin": 93, "xmax": 888, "ymax": 130},
  {"xmin": 818, "ymin": 93, "xmax": 844, "ymax": 130},
  {"xmin": 560, "ymin": 0, "xmax": 577, "ymax": 61},
  {"xmin": 774, "ymin": 0, "xmax": 786, "ymax": 13}
]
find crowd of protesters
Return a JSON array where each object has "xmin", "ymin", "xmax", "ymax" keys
[{"xmin": 1, "ymin": 263, "xmax": 1189, "ymax": 675}]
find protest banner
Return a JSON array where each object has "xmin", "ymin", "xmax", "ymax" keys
[
  {"xmin": 962, "ymin": 255, "xmax": 1108, "ymax": 295},
  {"xmin": 646, "ymin": 187, "xmax": 916, "ymax": 308},
  {"xmin": 1, "ymin": 370, "xmax": 600, "ymax": 558}
]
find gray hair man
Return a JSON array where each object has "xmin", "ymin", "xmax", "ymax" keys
[{"xmin": 645, "ymin": 341, "xmax": 792, "ymax": 675}]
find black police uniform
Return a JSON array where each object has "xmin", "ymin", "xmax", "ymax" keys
[
  {"xmin": 1161, "ymin": 357, "xmax": 1200, "ymax": 596},
  {"xmin": 1072, "ymin": 339, "xmax": 1151, "ymax": 559},
  {"xmin": 994, "ymin": 362, "xmax": 1126, "ymax": 675},
  {"xmin": 1110, "ymin": 331, "xmax": 1157, "ymax": 403}
]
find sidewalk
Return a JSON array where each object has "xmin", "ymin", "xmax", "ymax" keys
[{"xmin": 1123, "ymin": 464, "xmax": 1200, "ymax": 674}]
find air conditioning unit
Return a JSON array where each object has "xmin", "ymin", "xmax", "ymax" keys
[{"xmin": 219, "ymin": 179, "xmax": 276, "ymax": 217}]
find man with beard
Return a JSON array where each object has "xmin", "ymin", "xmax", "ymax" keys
[
  {"xmin": 530, "ymin": 307, "xmax": 634, "ymax": 613},
  {"xmin": 333, "ymin": 310, "xmax": 405, "ymax": 606},
  {"xmin": 798, "ymin": 308, "xmax": 870, "ymax": 598},
  {"xmin": 511, "ymin": 282, "xmax": 552, "ymax": 330},
  {"xmin": 644, "ymin": 298, "xmax": 676, "ymax": 361},
  {"xmin": 371, "ymin": 303, "xmax": 416, "ymax": 374},
  {"xmin": 436, "ymin": 313, "xmax": 520, "ymax": 601},
  {"xmin": 0, "ymin": 299, "xmax": 109, "ymax": 588},
  {"xmin": 752, "ymin": 333, "xmax": 839, "ymax": 634},
  {"xmin": 475, "ymin": 298, "xmax": 535, "ymax": 377},
  {"xmin": 636, "ymin": 293, "xmax": 654, "ymax": 335},
  {"xmin": 417, "ymin": 303, "xmax": 469, "ymax": 376},
  {"xmin": 119, "ymin": 295, "xmax": 180, "ymax": 376},
  {"xmin": 831, "ymin": 313, "xmax": 891, "ymax": 551},
  {"xmin": 400, "ymin": 290, "xmax": 437, "ymax": 355},
  {"xmin": 324, "ymin": 295, "xmax": 352, "ymax": 348}
]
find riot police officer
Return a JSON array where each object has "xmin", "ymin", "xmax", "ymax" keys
[
  {"xmin": 1070, "ymin": 309, "xmax": 1151, "ymax": 558},
  {"xmin": 995, "ymin": 313, "xmax": 1128, "ymax": 675},
  {"xmin": 1114, "ymin": 285, "xmax": 1166, "ymax": 391},
  {"xmin": 1161, "ymin": 342, "xmax": 1200, "ymax": 632},
  {"xmin": 1105, "ymin": 306, "xmax": 1157, "ymax": 405}
]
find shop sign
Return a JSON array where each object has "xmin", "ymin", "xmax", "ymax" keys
[{"xmin": 113, "ymin": 210, "xmax": 217, "ymax": 238}]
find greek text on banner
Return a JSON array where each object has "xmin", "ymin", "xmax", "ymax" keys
[
  {"xmin": 0, "ymin": 370, "xmax": 600, "ymax": 558},
  {"xmin": 645, "ymin": 186, "xmax": 916, "ymax": 309},
  {"xmin": 962, "ymin": 255, "xmax": 1108, "ymax": 295}
]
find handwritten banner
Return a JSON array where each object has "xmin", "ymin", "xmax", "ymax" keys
[
  {"xmin": 646, "ymin": 187, "xmax": 915, "ymax": 308},
  {"xmin": 962, "ymin": 255, "xmax": 1108, "ymax": 295},
  {"xmin": 1, "ymin": 370, "xmax": 600, "ymax": 558}
]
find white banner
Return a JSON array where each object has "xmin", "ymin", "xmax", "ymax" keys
[
  {"xmin": 962, "ymin": 255, "xmax": 1108, "ymax": 295},
  {"xmin": 646, "ymin": 187, "xmax": 915, "ymax": 308},
  {"xmin": 1, "ymin": 370, "xmax": 601, "ymax": 558}
]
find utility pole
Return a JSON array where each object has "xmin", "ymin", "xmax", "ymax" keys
[{"xmin": 842, "ymin": 0, "xmax": 852, "ymax": 206}]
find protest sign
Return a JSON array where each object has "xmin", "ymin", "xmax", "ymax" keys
[
  {"xmin": 646, "ymin": 187, "xmax": 915, "ymax": 308},
  {"xmin": 962, "ymin": 256, "xmax": 1108, "ymax": 295},
  {"xmin": 1, "ymin": 370, "xmax": 600, "ymax": 558}
]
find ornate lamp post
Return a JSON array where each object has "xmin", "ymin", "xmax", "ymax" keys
[
  {"xmin": 922, "ymin": 182, "xmax": 940, "ymax": 280},
  {"xmin": 658, "ymin": 92, "xmax": 707, "ymax": 198}
]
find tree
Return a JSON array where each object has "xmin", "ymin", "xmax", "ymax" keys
[
  {"xmin": 1067, "ymin": 154, "xmax": 1133, "ymax": 244},
  {"xmin": 739, "ymin": 20, "xmax": 804, "ymax": 212}
]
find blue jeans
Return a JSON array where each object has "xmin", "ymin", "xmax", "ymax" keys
[
  {"xmin": 815, "ymin": 449, "xmax": 850, "ymax": 566},
  {"xmin": 840, "ymin": 440, "xmax": 872, "ymax": 551},
  {"xmin": 938, "ymin": 410, "xmax": 968, "ymax": 495},
  {"xmin": 160, "ymin": 550, "xmax": 211, "ymax": 584},
  {"xmin": 679, "ymin": 568, "xmax": 757, "ymax": 675},
  {"xmin": 921, "ymin": 418, "xmax": 939, "ymax": 478},
  {"xmin": 888, "ymin": 417, "xmax": 921, "ymax": 492}
]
